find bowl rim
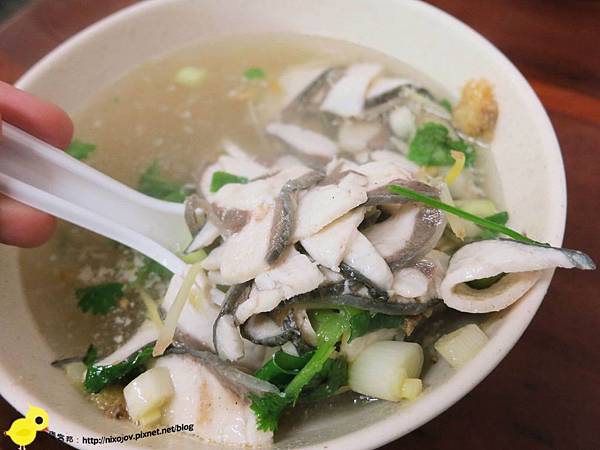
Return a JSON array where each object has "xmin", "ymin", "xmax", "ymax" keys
[{"xmin": 6, "ymin": 0, "xmax": 566, "ymax": 449}]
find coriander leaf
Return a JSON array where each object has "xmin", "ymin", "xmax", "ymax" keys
[
  {"xmin": 210, "ymin": 171, "xmax": 249, "ymax": 192},
  {"xmin": 243, "ymin": 67, "xmax": 266, "ymax": 80},
  {"xmin": 440, "ymin": 99, "xmax": 453, "ymax": 113},
  {"xmin": 408, "ymin": 122, "xmax": 475, "ymax": 167},
  {"xmin": 254, "ymin": 350, "xmax": 315, "ymax": 389},
  {"xmin": 299, "ymin": 357, "xmax": 348, "ymax": 403},
  {"xmin": 250, "ymin": 310, "xmax": 350, "ymax": 432},
  {"xmin": 348, "ymin": 311, "xmax": 405, "ymax": 342},
  {"xmin": 388, "ymin": 185, "xmax": 543, "ymax": 245},
  {"xmin": 66, "ymin": 139, "xmax": 96, "ymax": 160},
  {"xmin": 84, "ymin": 344, "xmax": 153, "ymax": 393},
  {"xmin": 83, "ymin": 345, "xmax": 98, "ymax": 367},
  {"xmin": 76, "ymin": 282, "xmax": 124, "ymax": 315},
  {"xmin": 249, "ymin": 392, "xmax": 288, "ymax": 433},
  {"xmin": 138, "ymin": 161, "xmax": 186, "ymax": 202},
  {"xmin": 135, "ymin": 255, "xmax": 172, "ymax": 286}
]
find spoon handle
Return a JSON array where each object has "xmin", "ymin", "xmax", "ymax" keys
[{"xmin": 0, "ymin": 121, "xmax": 188, "ymax": 275}]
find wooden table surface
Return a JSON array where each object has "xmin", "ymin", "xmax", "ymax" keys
[{"xmin": 1, "ymin": 1, "xmax": 598, "ymax": 449}]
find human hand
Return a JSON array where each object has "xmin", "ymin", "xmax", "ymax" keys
[{"xmin": 0, "ymin": 80, "xmax": 73, "ymax": 247}]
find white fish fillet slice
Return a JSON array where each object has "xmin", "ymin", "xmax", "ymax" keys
[
  {"xmin": 354, "ymin": 160, "xmax": 412, "ymax": 190},
  {"xmin": 440, "ymin": 240, "xmax": 595, "ymax": 313},
  {"xmin": 279, "ymin": 64, "xmax": 327, "ymax": 106},
  {"xmin": 154, "ymin": 355, "xmax": 273, "ymax": 447},
  {"xmin": 162, "ymin": 273, "xmax": 220, "ymax": 351},
  {"xmin": 212, "ymin": 165, "xmax": 311, "ymax": 212},
  {"xmin": 219, "ymin": 209, "xmax": 274, "ymax": 284},
  {"xmin": 254, "ymin": 248, "xmax": 324, "ymax": 299},
  {"xmin": 292, "ymin": 172, "xmax": 368, "ymax": 240},
  {"xmin": 320, "ymin": 63, "xmax": 382, "ymax": 117},
  {"xmin": 370, "ymin": 149, "xmax": 419, "ymax": 173},
  {"xmin": 301, "ymin": 207, "xmax": 365, "ymax": 270},
  {"xmin": 363, "ymin": 204, "xmax": 420, "ymax": 261},
  {"xmin": 343, "ymin": 230, "xmax": 393, "ymax": 290},
  {"xmin": 235, "ymin": 287, "xmax": 284, "ymax": 325},
  {"xmin": 218, "ymin": 154, "xmax": 270, "ymax": 179},
  {"xmin": 266, "ymin": 122, "xmax": 338, "ymax": 158},
  {"xmin": 366, "ymin": 77, "xmax": 414, "ymax": 99},
  {"xmin": 201, "ymin": 246, "xmax": 224, "ymax": 271}
]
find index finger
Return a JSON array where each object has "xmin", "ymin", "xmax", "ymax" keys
[{"xmin": 0, "ymin": 80, "xmax": 74, "ymax": 149}]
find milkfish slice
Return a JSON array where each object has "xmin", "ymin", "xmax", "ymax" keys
[
  {"xmin": 439, "ymin": 239, "xmax": 596, "ymax": 313},
  {"xmin": 292, "ymin": 172, "xmax": 368, "ymax": 240},
  {"xmin": 213, "ymin": 282, "xmax": 253, "ymax": 361},
  {"xmin": 342, "ymin": 230, "xmax": 393, "ymax": 290},
  {"xmin": 320, "ymin": 63, "xmax": 383, "ymax": 117},
  {"xmin": 363, "ymin": 203, "xmax": 446, "ymax": 270},
  {"xmin": 153, "ymin": 353, "xmax": 274, "ymax": 447},
  {"xmin": 266, "ymin": 171, "xmax": 324, "ymax": 264},
  {"xmin": 301, "ymin": 207, "xmax": 366, "ymax": 270},
  {"xmin": 354, "ymin": 160, "xmax": 413, "ymax": 190},
  {"xmin": 266, "ymin": 122, "xmax": 338, "ymax": 159}
]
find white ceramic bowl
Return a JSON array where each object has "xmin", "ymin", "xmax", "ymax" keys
[{"xmin": 0, "ymin": 1, "xmax": 565, "ymax": 449}]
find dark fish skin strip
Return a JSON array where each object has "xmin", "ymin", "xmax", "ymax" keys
[
  {"xmin": 281, "ymin": 67, "xmax": 344, "ymax": 121},
  {"xmin": 240, "ymin": 312, "xmax": 301, "ymax": 347},
  {"xmin": 386, "ymin": 206, "xmax": 446, "ymax": 271},
  {"xmin": 365, "ymin": 179, "xmax": 439, "ymax": 206},
  {"xmin": 283, "ymin": 282, "xmax": 439, "ymax": 316},
  {"xmin": 212, "ymin": 282, "xmax": 253, "ymax": 358},
  {"xmin": 184, "ymin": 194, "xmax": 206, "ymax": 235},
  {"xmin": 265, "ymin": 171, "xmax": 325, "ymax": 265},
  {"xmin": 165, "ymin": 342, "xmax": 278, "ymax": 395},
  {"xmin": 338, "ymin": 262, "xmax": 389, "ymax": 300}
]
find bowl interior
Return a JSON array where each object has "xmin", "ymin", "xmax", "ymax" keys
[{"xmin": 0, "ymin": 1, "xmax": 565, "ymax": 449}]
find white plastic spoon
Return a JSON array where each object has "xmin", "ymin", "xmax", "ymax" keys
[{"xmin": 0, "ymin": 121, "xmax": 190, "ymax": 275}]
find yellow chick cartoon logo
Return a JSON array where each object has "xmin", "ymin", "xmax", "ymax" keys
[{"xmin": 4, "ymin": 405, "xmax": 49, "ymax": 449}]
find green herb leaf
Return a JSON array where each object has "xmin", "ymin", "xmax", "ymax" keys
[
  {"xmin": 348, "ymin": 311, "xmax": 405, "ymax": 342},
  {"xmin": 66, "ymin": 139, "xmax": 96, "ymax": 161},
  {"xmin": 210, "ymin": 171, "xmax": 249, "ymax": 192},
  {"xmin": 299, "ymin": 357, "xmax": 348, "ymax": 403},
  {"xmin": 250, "ymin": 310, "xmax": 351, "ymax": 431},
  {"xmin": 479, "ymin": 211, "xmax": 509, "ymax": 240},
  {"xmin": 83, "ymin": 345, "xmax": 98, "ymax": 367},
  {"xmin": 254, "ymin": 351, "xmax": 315, "ymax": 389},
  {"xmin": 76, "ymin": 282, "xmax": 124, "ymax": 315},
  {"xmin": 408, "ymin": 122, "xmax": 475, "ymax": 167},
  {"xmin": 388, "ymin": 185, "xmax": 543, "ymax": 245},
  {"xmin": 466, "ymin": 273, "xmax": 505, "ymax": 289},
  {"xmin": 249, "ymin": 392, "xmax": 289, "ymax": 433},
  {"xmin": 134, "ymin": 255, "xmax": 172, "ymax": 286},
  {"xmin": 84, "ymin": 344, "xmax": 153, "ymax": 393},
  {"xmin": 138, "ymin": 161, "xmax": 186, "ymax": 202},
  {"xmin": 440, "ymin": 99, "xmax": 453, "ymax": 113},
  {"xmin": 243, "ymin": 67, "xmax": 266, "ymax": 80}
]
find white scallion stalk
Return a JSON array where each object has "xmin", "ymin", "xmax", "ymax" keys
[
  {"xmin": 434, "ymin": 323, "xmax": 489, "ymax": 368},
  {"xmin": 153, "ymin": 263, "xmax": 203, "ymax": 356},
  {"xmin": 401, "ymin": 378, "xmax": 423, "ymax": 400},
  {"xmin": 123, "ymin": 367, "xmax": 174, "ymax": 423},
  {"xmin": 349, "ymin": 341, "xmax": 424, "ymax": 401}
]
